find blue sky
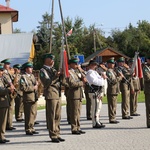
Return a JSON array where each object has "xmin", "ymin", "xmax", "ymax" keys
[{"xmin": 1, "ymin": 0, "xmax": 150, "ymax": 37}]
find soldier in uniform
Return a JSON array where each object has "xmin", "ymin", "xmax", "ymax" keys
[
  {"xmin": 20, "ymin": 62, "xmax": 39, "ymax": 135},
  {"xmin": 116, "ymin": 57, "xmax": 134, "ymax": 119},
  {"xmin": 63, "ymin": 78, "xmax": 71, "ymax": 124},
  {"xmin": 143, "ymin": 56, "xmax": 150, "ymax": 128},
  {"xmin": 0, "ymin": 63, "xmax": 13, "ymax": 143},
  {"xmin": 83, "ymin": 64, "xmax": 92, "ymax": 120},
  {"xmin": 84, "ymin": 82, "xmax": 92, "ymax": 120},
  {"xmin": 67, "ymin": 58, "xmax": 87, "ymax": 134},
  {"xmin": 128, "ymin": 58, "xmax": 140, "ymax": 116},
  {"xmin": 1, "ymin": 59, "xmax": 16, "ymax": 130},
  {"xmin": 86, "ymin": 60, "xmax": 106, "ymax": 128},
  {"xmin": 40, "ymin": 53, "xmax": 65, "ymax": 143},
  {"xmin": 106, "ymin": 58, "xmax": 123, "ymax": 123},
  {"xmin": 13, "ymin": 64, "xmax": 24, "ymax": 122}
]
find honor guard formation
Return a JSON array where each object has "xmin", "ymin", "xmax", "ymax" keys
[{"xmin": 0, "ymin": 54, "xmax": 150, "ymax": 144}]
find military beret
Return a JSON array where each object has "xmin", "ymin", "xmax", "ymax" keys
[
  {"xmin": 107, "ymin": 57, "xmax": 115, "ymax": 64},
  {"xmin": 0, "ymin": 63, "xmax": 4, "ymax": 70},
  {"xmin": 68, "ymin": 58, "xmax": 79, "ymax": 64},
  {"xmin": 1, "ymin": 58, "xmax": 11, "ymax": 64},
  {"xmin": 42, "ymin": 53, "xmax": 55, "ymax": 60},
  {"xmin": 13, "ymin": 64, "xmax": 22, "ymax": 69},
  {"xmin": 89, "ymin": 60, "xmax": 98, "ymax": 65},
  {"xmin": 117, "ymin": 57, "xmax": 125, "ymax": 62},
  {"xmin": 22, "ymin": 62, "xmax": 33, "ymax": 69},
  {"xmin": 128, "ymin": 58, "xmax": 134, "ymax": 63}
]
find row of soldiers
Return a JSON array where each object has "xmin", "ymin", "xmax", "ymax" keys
[
  {"xmin": 83, "ymin": 56, "xmax": 150, "ymax": 128},
  {"xmin": 0, "ymin": 53, "xmax": 70, "ymax": 144},
  {"xmin": 0, "ymin": 54, "xmax": 150, "ymax": 144},
  {"xmin": 0, "ymin": 59, "xmax": 40, "ymax": 144}
]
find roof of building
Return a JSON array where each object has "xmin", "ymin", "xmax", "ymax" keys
[
  {"xmin": 0, "ymin": 4, "xmax": 18, "ymax": 22},
  {"xmin": 85, "ymin": 47, "xmax": 130, "ymax": 62},
  {"xmin": 0, "ymin": 33, "xmax": 33, "ymax": 66}
]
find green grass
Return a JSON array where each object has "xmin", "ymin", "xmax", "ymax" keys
[
  {"xmin": 37, "ymin": 101, "xmax": 67, "ymax": 110},
  {"xmin": 38, "ymin": 91, "xmax": 145, "ymax": 110},
  {"xmin": 38, "ymin": 105, "xmax": 46, "ymax": 110},
  {"xmin": 82, "ymin": 91, "xmax": 145, "ymax": 105}
]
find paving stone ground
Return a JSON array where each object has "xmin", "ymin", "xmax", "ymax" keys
[{"xmin": 1, "ymin": 102, "xmax": 150, "ymax": 150}]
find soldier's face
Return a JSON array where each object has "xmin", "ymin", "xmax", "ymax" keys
[
  {"xmin": 45, "ymin": 58, "xmax": 54, "ymax": 67},
  {"xmin": 25, "ymin": 67, "xmax": 33, "ymax": 74},
  {"xmin": 90, "ymin": 64, "xmax": 97, "ymax": 70},
  {"xmin": 118, "ymin": 62, "xmax": 124, "ymax": 67},
  {"xmin": 0, "ymin": 70, "xmax": 3, "ymax": 77},
  {"xmin": 4, "ymin": 63, "xmax": 10, "ymax": 70},
  {"xmin": 70, "ymin": 63, "xmax": 78, "ymax": 69},
  {"xmin": 108, "ymin": 63, "xmax": 114, "ymax": 68}
]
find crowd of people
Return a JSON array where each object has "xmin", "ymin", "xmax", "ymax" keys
[{"xmin": 0, "ymin": 53, "xmax": 150, "ymax": 144}]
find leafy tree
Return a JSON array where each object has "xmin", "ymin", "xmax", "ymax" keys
[{"xmin": 110, "ymin": 21, "xmax": 150, "ymax": 58}]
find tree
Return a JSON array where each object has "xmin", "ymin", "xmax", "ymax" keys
[{"xmin": 110, "ymin": 21, "xmax": 150, "ymax": 58}]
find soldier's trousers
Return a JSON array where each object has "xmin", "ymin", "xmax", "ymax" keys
[
  {"xmin": 15, "ymin": 95, "xmax": 24, "ymax": 120},
  {"xmin": 24, "ymin": 102, "xmax": 36, "ymax": 132},
  {"xmin": 70, "ymin": 99, "xmax": 82, "ymax": 132},
  {"xmin": 130, "ymin": 91, "xmax": 138, "ymax": 115},
  {"xmin": 6, "ymin": 98, "xmax": 14, "ymax": 128},
  {"xmin": 85, "ymin": 92, "xmax": 92, "ymax": 119},
  {"xmin": 66, "ymin": 96, "xmax": 71, "ymax": 124},
  {"xmin": 46, "ymin": 99, "xmax": 61, "ymax": 139},
  {"xmin": 145, "ymin": 93, "xmax": 150, "ymax": 127},
  {"xmin": 0, "ymin": 108, "xmax": 8, "ymax": 140},
  {"xmin": 107, "ymin": 94, "xmax": 117, "ymax": 122},
  {"xmin": 121, "ymin": 89, "xmax": 130, "ymax": 117}
]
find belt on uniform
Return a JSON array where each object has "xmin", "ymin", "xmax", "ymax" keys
[{"xmin": 89, "ymin": 84, "xmax": 102, "ymax": 93}]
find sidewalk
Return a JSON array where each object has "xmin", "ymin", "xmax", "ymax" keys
[{"xmin": 1, "ymin": 103, "xmax": 149, "ymax": 150}]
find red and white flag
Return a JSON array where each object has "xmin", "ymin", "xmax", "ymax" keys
[
  {"xmin": 66, "ymin": 28, "xmax": 73, "ymax": 36},
  {"xmin": 137, "ymin": 57, "xmax": 143, "ymax": 78},
  {"xmin": 63, "ymin": 50, "xmax": 69, "ymax": 78},
  {"xmin": 134, "ymin": 57, "xmax": 143, "ymax": 78}
]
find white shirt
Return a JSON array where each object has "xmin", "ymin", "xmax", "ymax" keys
[{"xmin": 86, "ymin": 69, "xmax": 104, "ymax": 86}]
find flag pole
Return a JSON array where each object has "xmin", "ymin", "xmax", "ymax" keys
[
  {"xmin": 58, "ymin": 0, "xmax": 70, "ymax": 59},
  {"xmin": 49, "ymin": 0, "xmax": 54, "ymax": 53}
]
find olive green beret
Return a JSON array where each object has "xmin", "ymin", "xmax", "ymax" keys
[
  {"xmin": 1, "ymin": 58, "xmax": 11, "ymax": 64},
  {"xmin": 128, "ymin": 58, "xmax": 134, "ymax": 63},
  {"xmin": 117, "ymin": 57, "xmax": 125, "ymax": 62},
  {"xmin": 0, "ymin": 63, "xmax": 4, "ymax": 70},
  {"xmin": 42, "ymin": 53, "xmax": 55, "ymax": 60},
  {"xmin": 89, "ymin": 60, "xmax": 98, "ymax": 65},
  {"xmin": 22, "ymin": 62, "xmax": 33, "ymax": 69},
  {"xmin": 68, "ymin": 58, "xmax": 79, "ymax": 64},
  {"xmin": 107, "ymin": 57, "xmax": 115, "ymax": 64},
  {"xmin": 13, "ymin": 64, "xmax": 22, "ymax": 69}
]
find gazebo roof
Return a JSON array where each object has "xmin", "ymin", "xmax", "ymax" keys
[
  {"xmin": 0, "ymin": 4, "xmax": 18, "ymax": 22},
  {"xmin": 85, "ymin": 47, "xmax": 130, "ymax": 62}
]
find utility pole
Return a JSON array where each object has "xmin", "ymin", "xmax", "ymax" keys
[
  {"xmin": 49, "ymin": 0, "xmax": 54, "ymax": 53},
  {"xmin": 93, "ymin": 29, "xmax": 96, "ymax": 52},
  {"xmin": 93, "ymin": 24, "xmax": 103, "ymax": 52}
]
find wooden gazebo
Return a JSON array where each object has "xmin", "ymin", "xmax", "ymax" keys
[{"xmin": 85, "ymin": 47, "xmax": 130, "ymax": 63}]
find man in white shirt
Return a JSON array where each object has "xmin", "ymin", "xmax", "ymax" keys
[{"xmin": 86, "ymin": 60, "xmax": 106, "ymax": 128}]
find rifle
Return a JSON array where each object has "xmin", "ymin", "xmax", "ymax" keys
[{"xmin": 116, "ymin": 67, "xmax": 131, "ymax": 85}]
